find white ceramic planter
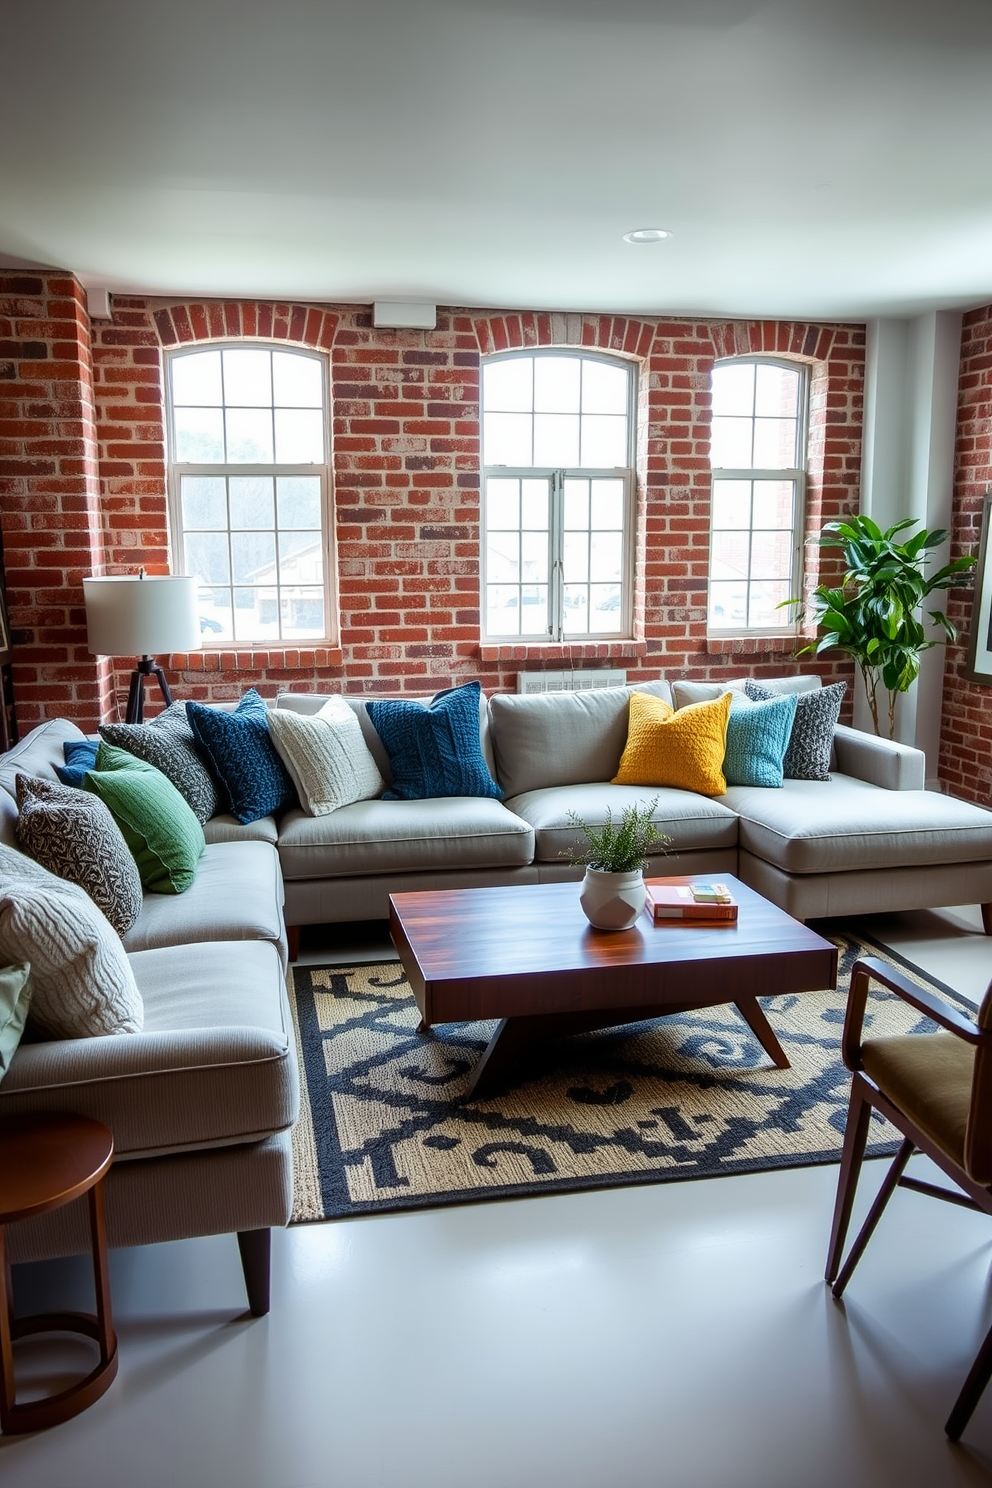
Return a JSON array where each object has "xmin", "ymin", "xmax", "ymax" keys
[{"xmin": 579, "ymin": 867, "xmax": 646, "ymax": 931}]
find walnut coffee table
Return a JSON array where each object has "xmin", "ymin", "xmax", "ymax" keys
[{"xmin": 389, "ymin": 874, "xmax": 838, "ymax": 1100}]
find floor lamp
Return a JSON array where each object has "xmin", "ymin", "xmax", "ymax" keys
[{"xmin": 83, "ymin": 573, "xmax": 202, "ymax": 724}]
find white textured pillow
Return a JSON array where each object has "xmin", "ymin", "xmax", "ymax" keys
[
  {"xmin": 0, "ymin": 844, "xmax": 143, "ymax": 1038},
  {"xmin": 267, "ymin": 698, "xmax": 384, "ymax": 816}
]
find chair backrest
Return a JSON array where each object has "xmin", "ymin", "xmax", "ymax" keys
[{"xmin": 964, "ymin": 981, "xmax": 992, "ymax": 1183}]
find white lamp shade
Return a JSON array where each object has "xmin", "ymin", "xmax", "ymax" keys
[{"xmin": 83, "ymin": 575, "xmax": 202, "ymax": 657}]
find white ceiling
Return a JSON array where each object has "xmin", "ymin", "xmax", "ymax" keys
[{"xmin": 4, "ymin": 0, "xmax": 992, "ymax": 321}]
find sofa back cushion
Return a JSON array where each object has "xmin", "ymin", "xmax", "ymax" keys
[
  {"xmin": 489, "ymin": 681, "xmax": 672, "ymax": 798},
  {"xmin": 670, "ymin": 674, "xmax": 822, "ymax": 709}
]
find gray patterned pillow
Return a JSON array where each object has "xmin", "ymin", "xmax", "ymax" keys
[
  {"xmin": 15, "ymin": 774, "xmax": 143, "ymax": 935},
  {"xmin": 100, "ymin": 702, "xmax": 220, "ymax": 824},
  {"xmin": 744, "ymin": 680, "xmax": 846, "ymax": 781}
]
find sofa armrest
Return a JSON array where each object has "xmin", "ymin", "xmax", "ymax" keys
[{"xmin": 832, "ymin": 724, "xmax": 925, "ymax": 791}]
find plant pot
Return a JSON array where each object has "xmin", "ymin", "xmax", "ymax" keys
[{"xmin": 579, "ymin": 867, "xmax": 646, "ymax": 931}]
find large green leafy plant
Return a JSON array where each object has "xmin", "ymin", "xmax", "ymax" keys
[{"xmin": 787, "ymin": 515, "xmax": 975, "ymax": 738}]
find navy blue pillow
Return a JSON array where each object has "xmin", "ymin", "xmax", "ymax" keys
[
  {"xmin": 56, "ymin": 738, "xmax": 100, "ymax": 787},
  {"xmin": 366, "ymin": 682, "xmax": 502, "ymax": 801},
  {"xmin": 185, "ymin": 690, "xmax": 297, "ymax": 824}
]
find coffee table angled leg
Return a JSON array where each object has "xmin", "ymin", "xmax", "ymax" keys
[{"xmin": 734, "ymin": 996, "xmax": 790, "ymax": 1070}]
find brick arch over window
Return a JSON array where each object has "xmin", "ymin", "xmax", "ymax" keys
[
  {"xmin": 474, "ymin": 311, "xmax": 656, "ymax": 361},
  {"xmin": 152, "ymin": 301, "xmax": 339, "ymax": 351}
]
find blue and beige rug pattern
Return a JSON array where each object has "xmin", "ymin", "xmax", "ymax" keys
[{"xmin": 287, "ymin": 930, "xmax": 973, "ymax": 1222}]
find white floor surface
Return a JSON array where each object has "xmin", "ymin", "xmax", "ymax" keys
[{"xmin": 4, "ymin": 906, "xmax": 992, "ymax": 1487}]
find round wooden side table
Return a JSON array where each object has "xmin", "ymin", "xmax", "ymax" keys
[{"xmin": 0, "ymin": 1112, "xmax": 118, "ymax": 1434}]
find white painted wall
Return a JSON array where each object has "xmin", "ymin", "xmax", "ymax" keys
[{"xmin": 858, "ymin": 311, "xmax": 962, "ymax": 784}]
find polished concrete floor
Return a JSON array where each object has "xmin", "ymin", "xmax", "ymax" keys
[{"xmin": 4, "ymin": 906, "xmax": 992, "ymax": 1486}]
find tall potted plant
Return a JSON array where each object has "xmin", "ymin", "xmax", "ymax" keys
[{"xmin": 786, "ymin": 515, "xmax": 975, "ymax": 738}]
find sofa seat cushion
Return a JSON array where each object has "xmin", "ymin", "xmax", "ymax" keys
[
  {"xmin": 122, "ymin": 841, "xmax": 286, "ymax": 960},
  {"xmin": 0, "ymin": 940, "xmax": 299, "ymax": 1159},
  {"xmin": 723, "ymin": 776, "xmax": 992, "ymax": 875},
  {"xmin": 277, "ymin": 797, "xmax": 534, "ymax": 881},
  {"xmin": 203, "ymin": 813, "xmax": 279, "ymax": 846},
  {"xmin": 507, "ymin": 783, "xmax": 739, "ymax": 863}
]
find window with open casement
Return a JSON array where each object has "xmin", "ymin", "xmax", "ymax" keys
[
  {"xmin": 481, "ymin": 352, "xmax": 636, "ymax": 641},
  {"xmin": 166, "ymin": 344, "xmax": 334, "ymax": 646},
  {"xmin": 707, "ymin": 357, "xmax": 808, "ymax": 634}
]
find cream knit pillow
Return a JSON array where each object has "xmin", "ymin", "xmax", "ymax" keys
[
  {"xmin": 267, "ymin": 698, "xmax": 384, "ymax": 816},
  {"xmin": 0, "ymin": 845, "xmax": 143, "ymax": 1038}
]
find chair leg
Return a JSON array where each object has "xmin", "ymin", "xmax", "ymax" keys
[
  {"xmin": 825, "ymin": 1080, "xmax": 873, "ymax": 1285},
  {"xmin": 237, "ymin": 1228, "xmax": 271, "ymax": 1317},
  {"xmin": 946, "ymin": 1316, "xmax": 992, "ymax": 1441},
  {"xmin": 982, "ymin": 903, "xmax": 992, "ymax": 937},
  {"xmin": 832, "ymin": 1135, "xmax": 915, "ymax": 1299}
]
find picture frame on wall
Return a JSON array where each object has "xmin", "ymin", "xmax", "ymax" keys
[{"xmin": 965, "ymin": 491, "xmax": 992, "ymax": 684}]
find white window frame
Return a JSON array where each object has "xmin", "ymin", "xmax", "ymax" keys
[
  {"xmin": 707, "ymin": 355, "xmax": 809, "ymax": 636},
  {"xmin": 165, "ymin": 342, "xmax": 336, "ymax": 647},
  {"xmin": 482, "ymin": 350, "xmax": 637, "ymax": 643}
]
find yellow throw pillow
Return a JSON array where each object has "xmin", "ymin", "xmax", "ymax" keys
[{"xmin": 612, "ymin": 691, "xmax": 732, "ymax": 796}]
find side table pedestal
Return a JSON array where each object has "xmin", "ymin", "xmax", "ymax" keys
[{"xmin": 0, "ymin": 1113, "xmax": 118, "ymax": 1434}]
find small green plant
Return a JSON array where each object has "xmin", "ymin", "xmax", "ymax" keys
[
  {"xmin": 563, "ymin": 798, "xmax": 670, "ymax": 874},
  {"xmin": 783, "ymin": 515, "xmax": 976, "ymax": 738}
]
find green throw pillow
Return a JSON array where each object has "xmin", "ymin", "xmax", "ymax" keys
[
  {"xmin": 0, "ymin": 961, "xmax": 32, "ymax": 1083},
  {"xmin": 83, "ymin": 742, "xmax": 205, "ymax": 894}
]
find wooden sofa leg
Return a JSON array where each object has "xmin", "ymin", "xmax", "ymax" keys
[
  {"xmin": 982, "ymin": 904, "xmax": 992, "ymax": 937},
  {"xmin": 237, "ymin": 1228, "xmax": 272, "ymax": 1316},
  {"xmin": 287, "ymin": 924, "xmax": 301, "ymax": 962}
]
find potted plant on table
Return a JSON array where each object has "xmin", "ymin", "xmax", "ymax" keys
[
  {"xmin": 564, "ymin": 799, "xmax": 670, "ymax": 931},
  {"xmin": 784, "ymin": 515, "xmax": 976, "ymax": 738}
]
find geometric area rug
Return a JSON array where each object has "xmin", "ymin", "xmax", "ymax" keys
[{"xmin": 287, "ymin": 930, "xmax": 975, "ymax": 1223}]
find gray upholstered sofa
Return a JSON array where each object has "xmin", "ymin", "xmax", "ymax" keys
[
  {"xmin": 260, "ymin": 676, "xmax": 992, "ymax": 935},
  {"xmin": 0, "ymin": 718, "xmax": 298, "ymax": 1316},
  {"xmin": 3, "ymin": 672, "xmax": 992, "ymax": 1312}
]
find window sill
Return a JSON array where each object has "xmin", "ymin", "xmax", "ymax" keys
[
  {"xmin": 478, "ymin": 639, "xmax": 647, "ymax": 664},
  {"xmin": 704, "ymin": 634, "xmax": 803, "ymax": 656},
  {"xmin": 169, "ymin": 645, "xmax": 344, "ymax": 671}
]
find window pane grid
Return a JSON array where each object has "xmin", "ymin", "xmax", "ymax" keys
[
  {"xmin": 168, "ymin": 344, "xmax": 331, "ymax": 645},
  {"xmin": 708, "ymin": 357, "xmax": 807, "ymax": 634},
  {"xmin": 482, "ymin": 352, "xmax": 634, "ymax": 641}
]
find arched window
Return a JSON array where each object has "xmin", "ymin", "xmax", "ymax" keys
[
  {"xmin": 481, "ymin": 351, "xmax": 636, "ymax": 641},
  {"xmin": 708, "ymin": 357, "xmax": 808, "ymax": 633},
  {"xmin": 166, "ymin": 344, "xmax": 334, "ymax": 644}
]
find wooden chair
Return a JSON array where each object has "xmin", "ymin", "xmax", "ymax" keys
[{"xmin": 826, "ymin": 955, "xmax": 992, "ymax": 1441}]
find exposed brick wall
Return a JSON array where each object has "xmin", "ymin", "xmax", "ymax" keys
[
  {"xmin": 0, "ymin": 273, "xmax": 865, "ymax": 725},
  {"xmin": 939, "ymin": 305, "xmax": 992, "ymax": 802},
  {"xmin": 0, "ymin": 274, "xmax": 113, "ymax": 731}
]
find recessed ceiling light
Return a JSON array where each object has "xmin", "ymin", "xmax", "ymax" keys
[{"xmin": 623, "ymin": 228, "xmax": 672, "ymax": 245}]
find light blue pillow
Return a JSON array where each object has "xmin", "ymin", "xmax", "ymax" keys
[
  {"xmin": 366, "ymin": 681, "xmax": 502, "ymax": 801},
  {"xmin": 186, "ymin": 690, "xmax": 297, "ymax": 825},
  {"xmin": 723, "ymin": 693, "xmax": 798, "ymax": 788}
]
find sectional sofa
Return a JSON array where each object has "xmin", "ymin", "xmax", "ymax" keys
[
  {"xmin": 3, "ymin": 672, "xmax": 992, "ymax": 1311},
  {"xmin": 264, "ymin": 675, "xmax": 992, "ymax": 938}
]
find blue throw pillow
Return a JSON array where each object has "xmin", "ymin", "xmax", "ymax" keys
[
  {"xmin": 366, "ymin": 681, "xmax": 503, "ymax": 801},
  {"xmin": 185, "ymin": 690, "xmax": 297, "ymax": 824},
  {"xmin": 56, "ymin": 738, "xmax": 99, "ymax": 787},
  {"xmin": 723, "ymin": 693, "xmax": 798, "ymax": 788}
]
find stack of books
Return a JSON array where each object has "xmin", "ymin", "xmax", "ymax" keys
[{"xmin": 645, "ymin": 879, "xmax": 738, "ymax": 924}]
